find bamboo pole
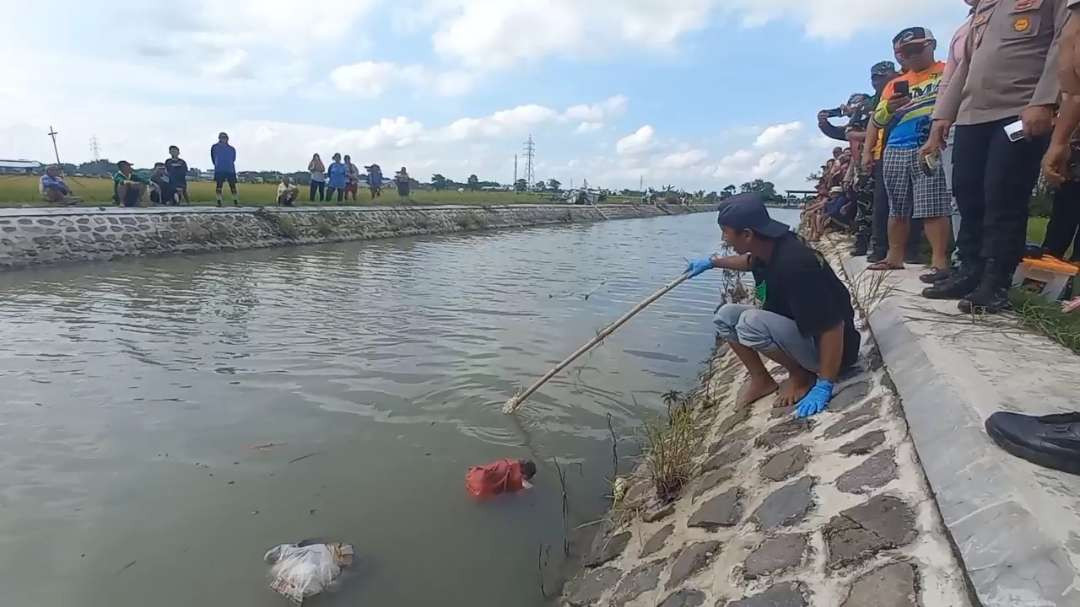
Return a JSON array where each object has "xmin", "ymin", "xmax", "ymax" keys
[{"xmin": 502, "ymin": 272, "xmax": 691, "ymax": 414}]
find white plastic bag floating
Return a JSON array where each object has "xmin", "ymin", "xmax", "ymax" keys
[{"xmin": 264, "ymin": 541, "xmax": 354, "ymax": 604}]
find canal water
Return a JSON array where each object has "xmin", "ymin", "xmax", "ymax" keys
[{"xmin": 0, "ymin": 209, "xmax": 798, "ymax": 607}]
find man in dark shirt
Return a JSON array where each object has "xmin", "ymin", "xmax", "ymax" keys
[
  {"xmin": 164, "ymin": 145, "xmax": 189, "ymax": 205},
  {"xmin": 686, "ymin": 193, "xmax": 861, "ymax": 418},
  {"xmin": 210, "ymin": 132, "xmax": 238, "ymax": 207}
]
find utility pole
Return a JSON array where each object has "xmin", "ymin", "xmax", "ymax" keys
[
  {"xmin": 47, "ymin": 125, "xmax": 61, "ymax": 165},
  {"xmin": 90, "ymin": 136, "xmax": 101, "ymax": 162},
  {"xmin": 513, "ymin": 154, "xmax": 518, "ymax": 189},
  {"xmin": 522, "ymin": 134, "xmax": 535, "ymax": 190}
]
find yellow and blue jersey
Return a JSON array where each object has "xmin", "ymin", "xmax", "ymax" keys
[{"xmin": 872, "ymin": 62, "xmax": 945, "ymax": 150}]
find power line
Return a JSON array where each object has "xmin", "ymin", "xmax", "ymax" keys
[{"xmin": 522, "ymin": 134, "xmax": 535, "ymax": 190}]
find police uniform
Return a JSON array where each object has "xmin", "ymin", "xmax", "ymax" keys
[{"xmin": 932, "ymin": 0, "xmax": 1068, "ymax": 283}]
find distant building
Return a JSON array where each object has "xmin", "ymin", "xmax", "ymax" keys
[{"xmin": 0, "ymin": 159, "xmax": 43, "ymax": 175}]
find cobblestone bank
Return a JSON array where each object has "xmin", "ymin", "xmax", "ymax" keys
[
  {"xmin": 560, "ymin": 251, "xmax": 974, "ymax": 606},
  {"xmin": 0, "ymin": 203, "xmax": 712, "ymax": 269}
]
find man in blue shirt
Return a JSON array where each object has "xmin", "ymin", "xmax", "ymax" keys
[
  {"xmin": 40, "ymin": 165, "xmax": 79, "ymax": 205},
  {"xmin": 210, "ymin": 132, "xmax": 238, "ymax": 207}
]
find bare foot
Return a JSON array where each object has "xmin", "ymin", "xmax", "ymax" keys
[
  {"xmin": 778, "ymin": 371, "xmax": 815, "ymax": 407},
  {"xmin": 737, "ymin": 373, "xmax": 779, "ymax": 407}
]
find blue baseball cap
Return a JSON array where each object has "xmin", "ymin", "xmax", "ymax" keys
[{"xmin": 716, "ymin": 192, "xmax": 790, "ymax": 238}]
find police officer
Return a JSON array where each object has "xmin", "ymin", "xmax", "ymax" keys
[{"xmin": 922, "ymin": 0, "xmax": 1069, "ymax": 313}]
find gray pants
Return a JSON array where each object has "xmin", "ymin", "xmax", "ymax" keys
[{"xmin": 714, "ymin": 304, "xmax": 820, "ymax": 373}]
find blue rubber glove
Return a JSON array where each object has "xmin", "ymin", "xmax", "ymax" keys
[
  {"xmin": 685, "ymin": 257, "xmax": 715, "ymax": 278},
  {"xmin": 795, "ymin": 378, "xmax": 834, "ymax": 418}
]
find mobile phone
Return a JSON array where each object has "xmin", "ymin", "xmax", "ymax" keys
[
  {"xmin": 893, "ymin": 81, "xmax": 910, "ymax": 96},
  {"xmin": 1004, "ymin": 120, "xmax": 1025, "ymax": 142}
]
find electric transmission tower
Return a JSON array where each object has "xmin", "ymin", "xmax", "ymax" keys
[
  {"xmin": 90, "ymin": 136, "xmax": 101, "ymax": 162},
  {"xmin": 522, "ymin": 135, "xmax": 535, "ymax": 190}
]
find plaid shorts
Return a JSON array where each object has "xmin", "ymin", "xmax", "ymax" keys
[{"xmin": 882, "ymin": 146, "xmax": 951, "ymax": 219}]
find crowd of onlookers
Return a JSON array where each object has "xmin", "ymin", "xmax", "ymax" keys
[
  {"xmin": 39, "ymin": 132, "xmax": 413, "ymax": 208},
  {"xmin": 803, "ymin": 1, "xmax": 1080, "ymax": 315}
]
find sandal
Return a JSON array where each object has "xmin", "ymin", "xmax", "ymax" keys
[{"xmin": 867, "ymin": 261, "xmax": 904, "ymax": 271}]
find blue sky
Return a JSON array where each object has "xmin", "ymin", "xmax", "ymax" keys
[{"xmin": 0, "ymin": 0, "xmax": 970, "ymax": 191}]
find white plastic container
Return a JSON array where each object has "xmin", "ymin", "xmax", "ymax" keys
[{"xmin": 1012, "ymin": 256, "xmax": 1078, "ymax": 302}]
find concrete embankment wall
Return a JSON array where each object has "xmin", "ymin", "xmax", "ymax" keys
[{"xmin": 0, "ymin": 203, "xmax": 713, "ymax": 269}]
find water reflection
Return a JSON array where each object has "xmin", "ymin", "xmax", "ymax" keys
[{"xmin": 0, "ymin": 210, "xmax": 798, "ymax": 607}]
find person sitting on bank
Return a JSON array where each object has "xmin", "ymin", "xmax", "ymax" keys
[
  {"xmin": 113, "ymin": 160, "xmax": 147, "ymax": 207},
  {"xmin": 277, "ymin": 176, "xmax": 299, "ymax": 207},
  {"xmin": 148, "ymin": 162, "xmax": 172, "ymax": 205},
  {"xmin": 40, "ymin": 165, "xmax": 79, "ymax": 205},
  {"xmin": 465, "ymin": 458, "xmax": 537, "ymax": 499},
  {"xmin": 685, "ymin": 193, "xmax": 861, "ymax": 417}
]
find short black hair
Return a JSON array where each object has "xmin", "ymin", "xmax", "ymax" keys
[
  {"xmin": 521, "ymin": 459, "xmax": 537, "ymax": 480},
  {"xmin": 169, "ymin": 145, "xmax": 179, "ymax": 152}
]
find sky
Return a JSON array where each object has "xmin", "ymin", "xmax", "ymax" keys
[{"xmin": 0, "ymin": 0, "xmax": 970, "ymax": 192}]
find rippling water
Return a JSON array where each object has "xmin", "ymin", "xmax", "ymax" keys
[{"xmin": 0, "ymin": 210, "xmax": 797, "ymax": 606}]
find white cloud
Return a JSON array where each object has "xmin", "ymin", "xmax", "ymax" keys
[
  {"xmin": 575, "ymin": 122, "xmax": 604, "ymax": 134},
  {"xmin": 723, "ymin": 0, "xmax": 964, "ymax": 40},
  {"xmin": 320, "ymin": 117, "xmax": 427, "ymax": 151},
  {"xmin": 564, "ymin": 95, "xmax": 629, "ymax": 122},
  {"xmin": 429, "ymin": 1, "xmax": 715, "ymax": 70},
  {"xmin": 755, "ymin": 121, "xmax": 802, "ymax": 148},
  {"xmin": 616, "ymin": 125, "xmax": 656, "ymax": 156},
  {"xmin": 439, "ymin": 104, "xmax": 560, "ymax": 141},
  {"xmin": 330, "ymin": 61, "xmax": 477, "ymax": 98},
  {"xmin": 751, "ymin": 151, "xmax": 787, "ymax": 177},
  {"xmin": 658, "ymin": 149, "xmax": 708, "ymax": 170}
]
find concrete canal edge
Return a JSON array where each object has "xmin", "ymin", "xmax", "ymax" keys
[
  {"xmin": 0, "ymin": 202, "xmax": 714, "ymax": 269},
  {"xmin": 558, "ymin": 237, "xmax": 979, "ymax": 607}
]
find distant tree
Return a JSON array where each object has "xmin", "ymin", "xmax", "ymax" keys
[
  {"xmin": 806, "ymin": 171, "xmax": 822, "ymax": 183},
  {"xmin": 738, "ymin": 179, "xmax": 781, "ymax": 202},
  {"xmin": 431, "ymin": 174, "xmax": 448, "ymax": 190},
  {"xmin": 76, "ymin": 159, "xmax": 114, "ymax": 176},
  {"xmin": 721, "ymin": 184, "xmax": 737, "ymax": 199},
  {"xmin": 547, "ymin": 178, "xmax": 561, "ymax": 191},
  {"xmin": 704, "ymin": 191, "xmax": 719, "ymax": 203},
  {"xmin": 467, "ymin": 174, "xmax": 480, "ymax": 190},
  {"xmin": 514, "ymin": 179, "xmax": 528, "ymax": 192},
  {"xmin": 535, "ymin": 181, "xmax": 546, "ymax": 192}
]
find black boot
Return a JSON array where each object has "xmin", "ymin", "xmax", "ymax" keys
[
  {"xmin": 851, "ymin": 237, "xmax": 869, "ymax": 257},
  {"xmin": 958, "ymin": 259, "xmax": 1012, "ymax": 314},
  {"xmin": 986, "ymin": 411, "xmax": 1080, "ymax": 475},
  {"xmin": 922, "ymin": 260, "xmax": 982, "ymax": 300}
]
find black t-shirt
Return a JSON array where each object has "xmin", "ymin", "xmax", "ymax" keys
[
  {"xmin": 165, "ymin": 158, "xmax": 188, "ymax": 184},
  {"xmin": 754, "ymin": 233, "xmax": 860, "ymax": 369}
]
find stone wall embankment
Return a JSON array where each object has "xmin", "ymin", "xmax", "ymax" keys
[{"xmin": 0, "ymin": 203, "xmax": 713, "ymax": 269}]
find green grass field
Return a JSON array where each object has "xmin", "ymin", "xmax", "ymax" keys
[{"xmin": 0, "ymin": 175, "xmax": 638, "ymax": 208}]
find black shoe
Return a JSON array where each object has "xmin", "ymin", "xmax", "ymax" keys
[
  {"xmin": 958, "ymin": 287, "xmax": 1009, "ymax": 313},
  {"xmin": 867, "ymin": 250, "xmax": 887, "ymax": 263},
  {"xmin": 986, "ymin": 411, "xmax": 1080, "ymax": 475},
  {"xmin": 919, "ymin": 267, "xmax": 952, "ymax": 284},
  {"xmin": 217, "ymin": 200, "xmax": 222, "ymax": 208},
  {"xmin": 958, "ymin": 259, "xmax": 1013, "ymax": 314},
  {"xmin": 922, "ymin": 263, "xmax": 982, "ymax": 300}
]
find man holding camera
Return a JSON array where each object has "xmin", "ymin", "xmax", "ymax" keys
[
  {"xmin": 868, "ymin": 28, "xmax": 952, "ymax": 279},
  {"xmin": 922, "ymin": 0, "xmax": 1068, "ymax": 313}
]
